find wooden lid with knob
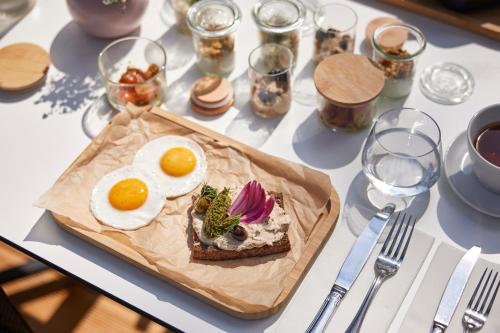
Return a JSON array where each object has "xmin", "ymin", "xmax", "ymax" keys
[
  {"xmin": 0, "ymin": 43, "xmax": 50, "ymax": 91},
  {"xmin": 314, "ymin": 53, "xmax": 385, "ymax": 107},
  {"xmin": 365, "ymin": 17, "xmax": 407, "ymax": 49}
]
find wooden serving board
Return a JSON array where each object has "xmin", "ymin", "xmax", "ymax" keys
[
  {"xmin": 381, "ymin": 0, "xmax": 500, "ymax": 41},
  {"xmin": 45, "ymin": 107, "xmax": 340, "ymax": 319}
]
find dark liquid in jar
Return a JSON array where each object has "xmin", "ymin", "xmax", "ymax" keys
[{"xmin": 475, "ymin": 122, "xmax": 500, "ymax": 167}]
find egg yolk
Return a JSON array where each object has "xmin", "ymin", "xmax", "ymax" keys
[
  {"xmin": 108, "ymin": 178, "xmax": 148, "ymax": 211},
  {"xmin": 160, "ymin": 147, "xmax": 197, "ymax": 177}
]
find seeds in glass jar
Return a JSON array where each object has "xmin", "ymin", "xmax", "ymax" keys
[{"xmin": 313, "ymin": 28, "xmax": 354, "ymax": 65}]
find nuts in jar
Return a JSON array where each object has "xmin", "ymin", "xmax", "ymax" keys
[
  {"xmin": 187, "ymin": 0, "xmax": 241, "ymax": 76},
  {"xmin": 253, "ymin": 0, "xmax": 305, "ymax": 66},
  {"xmin": 171, "ymin": 0, "xmax": 200, "ymax": 34},
  {"xmin": 372, "ymin": 23, "xmax": 426, "ymax": 98},
  {"xmin": 314, "ymin": 54, "xmax": 385, "ymax": 131},
  {"xmin": 313, "ymin": 3, "xmax": 357, "ymax": 66},
  {"xmin": 248, "ymin": 44, "xmax": 293, "ymax": 118}
]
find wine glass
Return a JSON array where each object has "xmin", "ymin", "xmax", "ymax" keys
[{"xmin": 361, "ymin": 108, "xmax": 442, "ymax": 207}]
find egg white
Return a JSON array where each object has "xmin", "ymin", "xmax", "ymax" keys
[
  {"xmin": 90, "ymin": 166, "xmax": 164, "ymax": 230},
  {"xmin": 133, "ymin": 136, "xmax": 207, "ymax": 198}
]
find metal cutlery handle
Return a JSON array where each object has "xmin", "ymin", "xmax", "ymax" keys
[
  {"xmin": 345, "ymin": 274, "xmax": 385, "ymax": 333},
  {"xmin": 430, "ymin": 323, "xmax": 445, "ymax": 333},
  {"xmin": 306, "ymin": 285, "xmax": 346, "ymax": 333}
]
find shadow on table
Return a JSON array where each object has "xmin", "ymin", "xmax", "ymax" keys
[
  {"xmin": 292, "ymin": 60, "xmax": 316, "ymax": 106},
  {"xmin": 436, "ymin": 174, "xmax": 500, "ymax": 254},
  {"xmin": 0, "ymin": 86, "xmax": 42, "ymax": 104},
  {"xmin": 343, "ymin": 171, "xmax": 430, "ymax": 240},
  {"xmin": 156, "ymin": 25, "xmax": 194, "ymax": 71},
  {"xmin": 292, "ymin": 111, "xmax": 368, "ymax": 169},
  {"xmin": 25, "ymin": 212, "xmax": 283, "ymax": 332},
  {"xmin": 353, "ymin": 0, "xmax": 500, "ymax": 51},
  {"xmin": 35, "ymin": 22, "xmax": 133, "ymax": 119}
]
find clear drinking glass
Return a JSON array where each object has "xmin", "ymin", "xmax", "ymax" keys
[
  {"xmin": 253, "ymin": 0, "xmax": 305, "ymax": 67},
  {"xmin": 187, "ymin": 0, "xmax": 241, "ymax": 76},
  {"xmin": 98, "ymin": 37, "xmax": 167, "ymax": 112},
  {"xmin": 249, "ymin": 43, "xmax": 293, "ymax": 118},
  {"xmin": 372, "ymin": 23, "xmax": 426, "ymax": 98},
  {"xmin": 313, "ymin": 3, "xmax": 357, "ymax": 66},
  {"xmin": 362, "ymin": 108, "xmax": 442, "ymax": 197}
]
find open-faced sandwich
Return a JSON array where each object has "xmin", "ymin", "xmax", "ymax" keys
[{"xmin": 191, "ymin": 180, "xmax": 291, "ymax": 260}]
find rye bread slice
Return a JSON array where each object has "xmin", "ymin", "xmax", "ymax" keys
[{"xmin": 191, "ymin": 192, "xmax": 291, "ymax": 260}]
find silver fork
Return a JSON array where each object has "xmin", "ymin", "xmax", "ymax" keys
[
  {"xmin": 462, "ymin": 268, "xmax": 500, "ymax": 333},
  {"xmin": 345, "ymin": 212, "xmax": 416, "ymax": 333}
]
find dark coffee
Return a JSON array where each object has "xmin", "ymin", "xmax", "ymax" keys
[{"xmin": 475, "ymin": 122, "xmax": 500, "ymax": 167}]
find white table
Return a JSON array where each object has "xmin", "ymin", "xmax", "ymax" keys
[{"xmin": 1, "ymin": 0, "xmax": 500, "ymax": 332}]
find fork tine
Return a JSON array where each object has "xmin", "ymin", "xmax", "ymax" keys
[
  {"xmin": 381, "ymin": 212, "xmax": 402, "ymax": 254},
  {"xmin": 392, "ymin": 214, "xmax": 411, "ymax": 259},
  {"xmin": 398, "ymin": 216, "xmax": 416, "ymax": 262},
  {"xmin": 473, "ymin": 269, "xmax": 493, "ymax": 311},
  {"xmin": 468, "ymin": 268, "xmax": 487, "ymax": 309},
  {"xmin": 479, "ymin": 272, "xmax": 498, "ymax": 314},
  {"xmin": 485, "ymin": 275, "xmax": 500, "ymax": 316},
  {"xmin": 386, "ymin": 212, "xmax": 406, "ymax": 256}
]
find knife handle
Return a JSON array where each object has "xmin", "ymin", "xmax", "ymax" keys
[
  {"xmin": 431, "ymin": 322, "xmax": 446, "ymax": 333},
  {"xmin": 306, "ymin": 285, "xmax": 346, "ymax": 333}
]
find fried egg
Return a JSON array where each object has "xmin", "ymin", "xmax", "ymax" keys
[
  {"xmin": 90, "ymin": 166, "xmax": 164, "ymax": 230},
  {"xmin": 133, "ymin": 136, "xmax": 207, "ymax": 198}
]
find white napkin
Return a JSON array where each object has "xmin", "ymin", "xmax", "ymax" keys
[
  {"xmin": 399, "ymin": 243, "xmax": 500, "ymax": 332},
  {"xmin": 275, "ymin": 222, "xmax": 435, "ymax": 332}
]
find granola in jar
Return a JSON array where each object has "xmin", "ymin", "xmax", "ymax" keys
[
  {"xmin": 313, "ymin": 28, "xmax": 354, "ymax": 65},
  {"xmin": 253, "ymin": 0, "xmax": 305, "ymax": 66},
  {"xmin": 372, "ymin": 23, "xmax": 426, "ymax": 98},
  {"xmin": 187, "ymin": 0, "xmax": 241, "ymax": 76}
]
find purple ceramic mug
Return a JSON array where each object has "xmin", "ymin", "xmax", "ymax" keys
[{"xmin": 67, "ymin": 0, "xmax": 149, "ymax": 39}]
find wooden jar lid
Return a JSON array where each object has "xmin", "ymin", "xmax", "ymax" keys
[
  {"xmin": 0, "ymin": 43, "xmax": 50, "ymax": 91},
  {"xmin": 191, "ymin": 76, "xmax": 234, "ymax": 116},
  {"xmin": 314, "ymin": 53, "xmax": 385, "ymax": 107},
  {"xmin": 365, "ymin": 17, "xmax": 407, "ymax": 49}
]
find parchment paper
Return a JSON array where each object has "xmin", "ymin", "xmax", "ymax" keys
[{"xmin": 36, "ymin": 106, "xmax": 338, "ymax": 316}]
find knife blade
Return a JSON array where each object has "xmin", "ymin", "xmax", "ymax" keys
[
  {"xmin": 431, "ymin": 246, "xmax": 481, "ymax": 333},
  {"xmin": 306, "ymin": 203, "xmax": 395, "ymax": 333}
]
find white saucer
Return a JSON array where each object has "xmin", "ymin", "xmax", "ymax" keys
[{"xmin": 444, "ymin": 132, "xmax": 500, "ymax": 218}]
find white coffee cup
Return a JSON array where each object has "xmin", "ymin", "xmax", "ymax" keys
[{"xmin": 467, "ymin": 104, "xmax": 500, "ymax": 193}]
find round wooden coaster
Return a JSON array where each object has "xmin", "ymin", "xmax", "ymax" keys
[
  {"xmin": 191, "ymin": 97, "xmax": 234, "ymax": 116},
  {"xmin": 365, "ymin": 17, "xmax": 406, "ymax": 49},
  {"xmin": 0, "ymin": 43, "xmax": 51, "ymax": 91},
  {"xmin": 192, "ymin": 76, "xmax": 232, "ymax": 104}
]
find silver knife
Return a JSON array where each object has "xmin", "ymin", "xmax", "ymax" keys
[
  {"xmin": 431, "ymin": 246, "xmax": 482, "ymax": 333},
  {"xmin": 306, "ymin": 204, "xmax": 395, "ymax": 333}
]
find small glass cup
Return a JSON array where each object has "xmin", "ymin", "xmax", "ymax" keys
[
  {"xmin": 98, "ymin": 37, "xmax": 167, "ymax": 112},
  {"xmin": 187, "ymin": 0, "xmax": 241, "ymax": 76},
  {"xmin": 372, "ymin": 23, "xmax": 426, "ymax": 98},
  {"xmin": 249, "ymin": 43, "xmax": 293, "ymax": 118},
  {"xmin": 171, "ymin": 0, "xmax": 198, "ymax": 34},
  {"xmin": 362, "ymin": 108, "xmax": 442, "ymax": 198},
  {"xmin": 313, "ymin": 3, "xmax": 357, "ymax": 66},
  {"xmin": 253, "ymin": 0, "xmax": 305, "ymax": 67}
]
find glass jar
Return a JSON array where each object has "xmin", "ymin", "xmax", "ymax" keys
[
  {"xmin": 314, "ymin": 54, "xmax": 385, "ymax": 131},
  {"xmin": 187, "ymin": 0, "xmax": 241, "ymax": 76},
  {"xmin": 249, "ymin": 44, "xmax": 293, "ymax": 118},
  {"xmin": 372, "ymin": 23, "xmax": 426, "ymax": 98},
  {"xmin": 252, "ymin": 0, "xmax": 305, "ymax": 66},
  {"xmin": 98, "ymin": 37, "xmax": 167, "ymax": 112},
  {"xmin": 171, "ymin": 0, "xmax": 200, "ymax": 34},
  {"xmin": 313, "ymin": 3, "xmax": 357, "ymax": 66}
]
